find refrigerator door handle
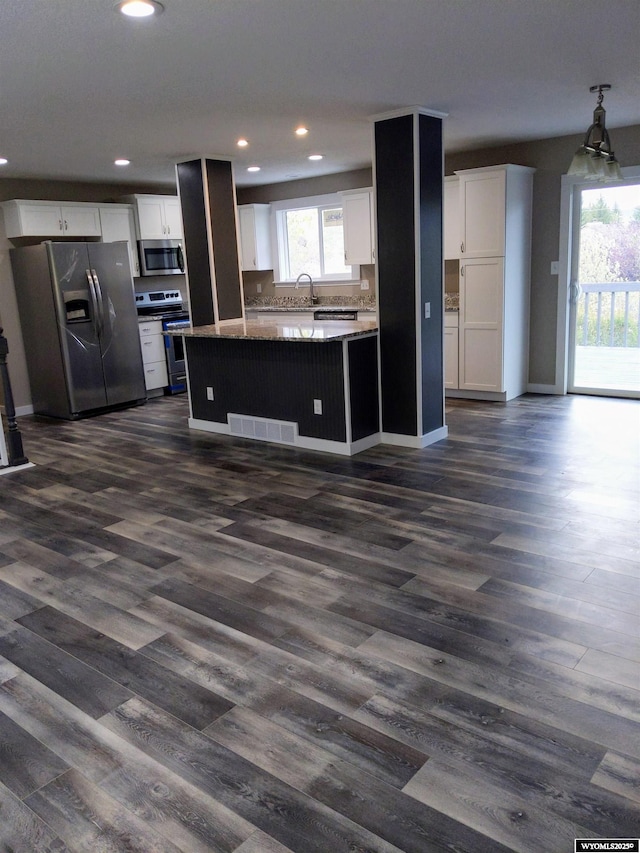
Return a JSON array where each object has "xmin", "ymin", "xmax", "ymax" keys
[
  {"xmin": 91, "ymin": 269, "xmax": 105, "ymax": 335},
  {"xmin": 86, "ymin": 269, "xmax": 101, "ymax": 333}
]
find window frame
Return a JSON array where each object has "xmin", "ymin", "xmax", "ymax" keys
[{"xmin": 271, "ymin": 192, "xmax": 359, "ymax": 285}]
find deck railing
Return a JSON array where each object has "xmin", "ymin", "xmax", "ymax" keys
[{"xmin": 577, "ymin": 282, "xmax": 640, "ymax": 348}]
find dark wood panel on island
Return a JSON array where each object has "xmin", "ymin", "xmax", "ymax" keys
[{"xmin": 183, "ymin": 327, "xmax": 379, "ymax": 455}]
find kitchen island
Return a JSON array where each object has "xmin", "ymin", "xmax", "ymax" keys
[{"xmin": 178, "ymin": 317, "xmax": 380, "ymax": 455}]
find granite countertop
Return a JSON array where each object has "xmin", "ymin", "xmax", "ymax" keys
[
  {"xmin": 245, "ymin": 305, "xmax": 377, "ymax": 314},
  {"xmin": 173, "ymin": 318, "xmax": 378, "ymax": 342}
]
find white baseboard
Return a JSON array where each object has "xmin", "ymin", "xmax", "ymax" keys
[
  {"xmin": 526, "ymin": 383, "xmax": 563, "ymax": 395},
  {"xmin": 0, "ymin": 462, "xmax": 35, "ymax": 476},
  {"xmin": 188, "ymin": 417, "xmax": 381, "ymax": 456},
  {"xmin": 381, "ymin": 425, "xmax": 448, "ymax": 448}
]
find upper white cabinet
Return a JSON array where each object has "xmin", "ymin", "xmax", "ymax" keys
[
  {"xmin": 1, "ymin": 200, "xmax": 101, "ymax": 239},
  {"xmin": 341, "ymin": 189, "xmax": 374, "ymax": 265},
  {"xmin": 128, "ymin": 195, "xmax": 183, "ymax": 240},
  {"xmin": 443, "ymin": 177, "xmax": 460, "ymax": 260},
  {"xmin": 458, "ymin": 168, "xmax": 507, "ymax": 258},
  {"xmin": 238, "ymin": 204, "xmax": 272, "ymax": 270},
  {"xmin": 99, "ymin": 204, "xmax": 139, "ymax": 276}
]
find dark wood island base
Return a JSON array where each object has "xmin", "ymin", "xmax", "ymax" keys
[{"xmin": 179, "ymin": 319, "xmax": 380, "ymax": 455}]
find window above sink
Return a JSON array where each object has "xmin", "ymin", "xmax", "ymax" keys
[{"xmin": 272, "ymin": 193, "xmax": 360, "ymax": 285}]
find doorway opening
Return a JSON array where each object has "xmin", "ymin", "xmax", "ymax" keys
[{"xmin": 568, "ymin": 181, "xmax": 640, "ymax": 397}]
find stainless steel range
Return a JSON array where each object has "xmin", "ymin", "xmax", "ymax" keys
[{"xmin": 136, "ymin": 289, "xmax": 190, "ymax": 394}]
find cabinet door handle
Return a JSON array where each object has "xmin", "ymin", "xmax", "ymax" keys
[
  {"xmin": 460, "ymin": 241, "xmax": 465, "ymax": 253},
  {"xmin": 167, "ymin": 226, "xmax": 171, "ymax": 235},
  {"xmin": 59, "ymin": 220, "xmax": 63, "ymax": 231},
  {"xmin": 461, "ymin": 266, "xmax": 464, "ymax": 276},
  {"xmin": 64, "ymin": 220, "xmax": 68, "ymax": 231}
]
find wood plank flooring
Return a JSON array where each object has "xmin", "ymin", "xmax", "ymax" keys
[{"xmin": 0, "ymin": 392, "xmax": 638, "ymax": 852}]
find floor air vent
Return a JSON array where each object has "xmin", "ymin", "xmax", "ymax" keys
[{"xmin": 228, "ymin": 414, "xmax": 298, "ymax": 445}]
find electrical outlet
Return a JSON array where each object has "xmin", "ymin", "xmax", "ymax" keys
[
  {"xmin": 360, "ymin": 279, "xmax": 369, "ymax": 291},
  {"xmin": 206, "ymin": 386, "xmax": 214, "ymax": 401},
  {"xmin": 313, "ymin": 398, "xmax": 322, "ymax": 415},
  {"xmin": 424, "ymin": 302, "xmax": 431, "ymax": 319},
  {"xmin": 257, "ymin": 282, "xmax": 262, "ymax": 293}
]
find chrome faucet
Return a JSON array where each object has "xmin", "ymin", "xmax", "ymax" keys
[{"xmin": 295, "ymin": 272, "xmax": 317, "ymax": 304}]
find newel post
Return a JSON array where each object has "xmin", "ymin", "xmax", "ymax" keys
[{"xmin": 0, "ymin": 328, "xmax": 28, "ymax": 467}]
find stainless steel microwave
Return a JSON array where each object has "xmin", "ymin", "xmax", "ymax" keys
[{"xmin": 138, "ymin": 239, "xmax": 184, "ymax": 276}]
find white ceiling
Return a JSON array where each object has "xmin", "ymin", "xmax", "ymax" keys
[{"xmin": 1, "ymin": 0, "xmax": 639, "ymax": 188}]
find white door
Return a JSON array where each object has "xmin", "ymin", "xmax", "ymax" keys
[
  {"xmin": 459, "ymin": 256, "xmax": 504, "ymax": 392},
  {"xmin": 18, "ymin": 203, "xmax": 64, "ymax": 236},
  {"xmin": 460, "ymin": 170, "xmax": 506, "ymax": 257},
  {"xmin": 163, "ymin": 198, "xmax": 183, "ymax": 238},
  {"xmin": 61, "ymin": 206, "xmax": 101, "ymax": 236},
  {"xmin": 137, "ymin": 197, "xmax": 167, "ymax": 239},
  {"xmin": 342, "ymin": 191, "xmax": 373, "ymax": 265},
  {"xmin": 99, "ymin": 206, "xmax": 139, "ymax": 276},
  {"xmin": 568, "ymin": 180, "xmax": 640, "ymax": 398}
]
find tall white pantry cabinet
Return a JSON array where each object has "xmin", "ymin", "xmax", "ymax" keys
[{"xmin": 450, "ymin": 164, "xmax": 535, "ymax": 401}]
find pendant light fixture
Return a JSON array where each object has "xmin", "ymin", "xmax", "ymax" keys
[{"xmin": 568, "ymin": 84, "xmax": 623, "ymax": 182}]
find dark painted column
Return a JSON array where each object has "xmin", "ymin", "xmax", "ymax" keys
[
  {"xmin": 374, "ymin": 108, "xmax": 447, "ymax": 447},
  {"xmin": 176, "ymin": 158, "xmax": 244, "ymax": 326}
]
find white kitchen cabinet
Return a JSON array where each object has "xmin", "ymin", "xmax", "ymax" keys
[
  {"xmin": 458, "ymin": 167, "xmax": 507, "ymax": 258},
  {"xmin": 1, "ymin": 200, "xmax": 101, "ymax": 238},
  {"xmin": 444, "ymin": 312, "xmax": 459, "ymax": 389},
  {"xmin": 459, "ymin": 257, "xmax": 504, "ymax": 392},
  {"xmin": 99, "ymin": 204, "xmax": 139, "ymax": 276},
  {"xmin": 341, "ymin": 189, "xmax": 374, "ymax": 265},
  {"xmin": 129, "ymin": 195, "xmax": 183, "ymax": 240},
  {"xmin": 454, "ymin": 164, "xmax": 534, "ymax": 401},
  {"xmin": 138, "ymin": 319, "xmax": 168, "ymax": 393},
  {"xmin": 443, "ymin": 177, "xmax": 459, "ymax": 260},
  {"xmin": 238, "ymin": 204, "xmax": 272, "ymax": 270}
]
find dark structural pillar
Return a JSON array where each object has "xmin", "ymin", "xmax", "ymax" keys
[
  {"xmin": 0, "ymin": 328, "xmax": 28, "ymax": 466},
  {"xmin": 374, "ymin": 107, "xmax": 448, "ymax": 448},
  {"xmin": 176, "ymin": 158, "xmax": 244, "ymax": 327}
]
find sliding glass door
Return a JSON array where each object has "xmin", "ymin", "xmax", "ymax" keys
[{"xmin": 568, "ymin": 180, "xmax": 640, "ymax": 398}]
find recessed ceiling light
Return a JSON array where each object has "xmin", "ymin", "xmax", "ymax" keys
[
  {"xmin": 0, "ymin": 158, "xmax": 8, "ymax": 165},
  {"xmin": 237, "ymin": 138, "xmax": 249, "ymax": 148},
  {"xmin": 295, "ymin": 127, "xmax": 308, "ymax": 136},
  {"xmin": 114, "ymin": 158, "xmax": 130, "ymax": 166},
  {"xmin": 116, "ymin": 0, "xmax": 164, "ymax": 18},
  {"xmin": 308, "ymin": 154, "xmax": 323, "ymax": 161},
  {"xmin": 247, "ymin": 166, "xmax": 261, "ymax": 172}
]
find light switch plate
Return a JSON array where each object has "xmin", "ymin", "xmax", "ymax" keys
[{"xmin": 550, "ymin": 261, "xmax": 559, "ymax": 275}]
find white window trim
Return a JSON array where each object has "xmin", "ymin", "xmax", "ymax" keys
[
  {"xmin": 555, "ymin": 164, "xmax": 640, "ymax": 395},
  {"xmin": 270, "ymin": 192, "xmax": 359, "ymax": 285}
]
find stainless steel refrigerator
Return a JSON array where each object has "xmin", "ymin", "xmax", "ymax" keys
[{"xmin": 10, "ymin": 241, "xmax": 146, "ymax": 419}]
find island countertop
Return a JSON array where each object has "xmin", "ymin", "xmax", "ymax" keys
[{"xmin": 175, "ymin": 318, "xmax": 378, "ymax": 342}]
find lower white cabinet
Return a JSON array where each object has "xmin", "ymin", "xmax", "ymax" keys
[
  {"xmin": 459, "ymin": 256, "xmax": 505, "ymax": 393},
  {"xmin": 138, "ymin": 320, "xmax": 168, "ymax": 392},
  {"xmin": 444, "ymin": 313, "xmax": 459, "ymax": 389}
]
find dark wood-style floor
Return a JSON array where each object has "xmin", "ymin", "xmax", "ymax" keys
[{"xmin": 0, "ymin": 393, "xmax": 638, "ymax": 853}]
